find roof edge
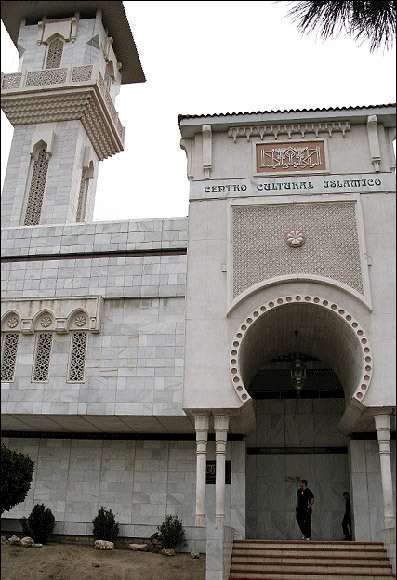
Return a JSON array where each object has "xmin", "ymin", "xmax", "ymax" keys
[{"xmin": 178, "ymin": 103, "xmax": 396, "ymax": 124}]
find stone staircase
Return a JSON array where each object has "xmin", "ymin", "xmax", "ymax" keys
[{"xmin": 229, "ymin": 539, "xmax": 395, "ymax": 579}]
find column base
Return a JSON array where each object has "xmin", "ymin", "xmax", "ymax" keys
[
  {"xmin": 195, "ymin": 514, "xmax": 206, "ymax": 527},
  {"xmin": 385, "ymin": 516, "xmax": 396, "ymax": 529},
  {"xmin": 216, "ymin": 515, "xmax": 224, "ymax": 529}
]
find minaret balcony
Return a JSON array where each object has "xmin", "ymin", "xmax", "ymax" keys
[{"xmin": 1, "ymin": 65, "xmax": 125, "ymax": 160}]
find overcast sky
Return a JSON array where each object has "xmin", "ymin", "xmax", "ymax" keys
[{"xmin": 1, "ymin": 1, "xmax": 396, "ymax": 221}]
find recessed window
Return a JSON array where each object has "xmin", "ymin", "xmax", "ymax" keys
[
  {"xmin": 1, "ymin": 333, "xmax": 19, "ymax": 382},
  {"xmin": 76, "ymin": 170, "xmax": 89, "ymax": 222},
  {"xmin": 46, "ymin": 37, "xmax": 63, "ymax": 69},
  {"xmin": 68, "ymin": 331, "xmax": 87, "ymax": 382},
  {"xmin": 24, "ymin": 145, "xmax": 49, "ymax": 226},
  {"xmin": 32, "ymin": 332, "xmax": 53, "ymax": 382}
]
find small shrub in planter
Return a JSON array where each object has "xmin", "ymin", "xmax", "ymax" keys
[
  {"xmin": 92, "ymin": 507, "xmax": 119, "ymax": 542},
  {"xmin": 21, "ymin": 504, "xmax": 55, "ymax": 544},
  {"xmin": 157, "ymin": 514, "xmax": 186, "ymax": 549}
]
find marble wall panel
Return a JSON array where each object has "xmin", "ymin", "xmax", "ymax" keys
[
  {"xmin": 247, "ymin": 452, "xmax": 349, "ymax": 540},
  {"xmin": 2, "ymin": 437, "xmax": 245, "ymax": 543}
]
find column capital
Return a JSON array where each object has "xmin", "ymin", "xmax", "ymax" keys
[
  {"xmin": 374, "ymin": 413, "xmax": 392, "ymax": 431},
  {"xmin": 214, "ymin": 414, "xmax": 230, "ymax": 432},
  {"xmin": 370, "ymin": 407, "xmax": 395, "ymax": 418},
  {"xmin": 194, "ymin": 414, "xmax": 210, "ymax": 432}
]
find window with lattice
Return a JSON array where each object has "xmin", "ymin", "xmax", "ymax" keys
[
  {"xmin": 76, "ymin": 170, "xmax": 89, "ymax": 222},
  {"xmin": 68, "ymin": 332, "xmax": 87, "ymax": 382},
  {"xmin": 24, "ymin": 146, "xmax": 49, "ymax": 226},
  {"xmin": 1, "ymin": 333, "xmax": 19, "ymax": 382},
  {"xmin": 46, "ymin": 37, "xmax": 63, "ymax": 69},
  {"xmin": 32, "ymin": 332, "xmax": 53, "ymax": 382}
]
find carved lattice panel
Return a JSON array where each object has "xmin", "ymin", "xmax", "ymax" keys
[
  {"xmin": 24, "ymin": 148, "xmax": 49, "ymax": 226},
  {"xmin": 68, "ymin": 331, "xmax": 87, "ymax": 382},
  {"xmin": 32, "ymin": 332, "xmax": 53, "ymax": 382},
  {"xmin": 45, "ymin": 37, "xmax": 63, "ymax": 69},
  {"xmin": 232, "ymin": 202, "xmax": 363, "ymax": 298},
  {"xmin": 1, "ymin": 334, "xmax": 19, "ymax": 382}
]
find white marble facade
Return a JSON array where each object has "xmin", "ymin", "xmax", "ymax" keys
[{"xmin": 1, "ymin": 4, "xmax": 396, "ymax": 578}]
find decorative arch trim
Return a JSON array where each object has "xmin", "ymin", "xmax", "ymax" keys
[
  {"xmin": 229, "ymin": 294, "xmax": 373, "ymax": 406},
  {"xmin": 1, "ymin": 310, "xmax": 20, "ymax": 331},
  {"xmin": 66, "ymin": 309, "xmax": 90, "ymax": 332},
  {"xmin": 227, "ymin": 274, "xmax": 372, "ymax": 316},
  {"xmin": 32, "ymin": 309, "xmax": 56, "ymax": 331},
  {"xmin": 1, "ymin": 297, "xmax": 102, "ymax": 335}
]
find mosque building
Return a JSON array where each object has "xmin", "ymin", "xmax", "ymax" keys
[{"xmin": 1, "ymin": 2, "xmax": 395, "ymax": 578}]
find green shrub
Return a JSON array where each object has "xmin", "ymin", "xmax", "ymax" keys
[
  {"xmin": 0, "ymin": 444, "xmax": 34, "ymax": 516},
  {"xmin": 157, "ymin": 514, "xmax": 186, "ymax": 549},
  {"xmin": 21, "ymin": 503, "xmax": 55, "ymax": 544},
  {"xmin": 92, "ymin": 507, "xmax": 119, "ymax": 541}
]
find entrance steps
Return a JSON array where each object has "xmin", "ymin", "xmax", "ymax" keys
[{"xmin": 229, "ymin": 539, "xmax": 395, "ymax": 580}]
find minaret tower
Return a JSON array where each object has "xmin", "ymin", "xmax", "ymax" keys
[{"xmin": 1, "ymin": 1, "xmax": 145, "ymax": 227}]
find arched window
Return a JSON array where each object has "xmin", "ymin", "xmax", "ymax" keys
[
  {"xmin": 46, "ymin": 36, "xmax": 64, "ymax": 69},
  {"xmin": 68, "ymin": 331, "xmax": 87, "ymax": 382},
  {"xmin": 32, "ymin": 332, "xmax": 53, "ymax": 382},
  {"xmin": 1, "ymin": 333, "xmax": 19, "ymax": 382},
  {"xmin": 24, "ymin": 143, "xmax": 49, "ymax": 226},
  {"xmin": 76, "ymin": 162, "xmax": 93, "ymax": 223},
  {"xmin": 104, "ymin": 61, "xmax": 114, "ymax": 91}
]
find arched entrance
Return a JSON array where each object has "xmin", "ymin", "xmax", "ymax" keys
[{"xmin": 229, "ymin": 294, "xmax": 373, "ymax": 540}]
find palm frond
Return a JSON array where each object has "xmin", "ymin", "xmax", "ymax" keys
[{"xmin": 285, "ymin": 0, "xmax": 396, "ymax": 51}]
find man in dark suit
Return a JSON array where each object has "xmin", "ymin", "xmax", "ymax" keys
[
  {"xmin": 296, "ymin": 479, "xmax": 314, "ymax": 540},
  {"xmin": 342, "ymin": 491, "xmax": 352, "ymax": 540}
]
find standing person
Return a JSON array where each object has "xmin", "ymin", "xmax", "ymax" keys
[
  {"xmin": 296, "ymin": 479, "xmax": 314, "ymax": 540},
  {"xmin": 342, "ymin": 492, "xmax": 352, "ymax": 540}
]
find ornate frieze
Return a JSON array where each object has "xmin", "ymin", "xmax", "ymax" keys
[
  {"xmin": 1, "ymin": 297, "xmax": 103, "ymax": 335},
  {"xmin": 228, "ymin": 121, "xmax": 350, "ymax": 142},
  {"xmin": 232, "ymin": 201, "xmax": 364, "ymax": 298},
  {"xmin": 26, "ymin": 68, "xmax": 67, "ymax": 87},
  {"xmin": 1, "ymin": 73, "xmax": 22, "ymax": 89}
]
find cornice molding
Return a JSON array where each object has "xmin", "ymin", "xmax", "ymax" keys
[
  {"xmin": 1, "ymin": 67, "xmax": 124, "ymax": 161},
  {"xmin": 228, "ymin": 122, "xmax": 351, "ymax": 142}
]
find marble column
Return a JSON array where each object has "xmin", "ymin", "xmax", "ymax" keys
[
  {"xmin": 194, "ymin": 414, "xmax": 209, "ymax": 527},
  {"xmin": 214, "ymin": 414, "xmax": 230, "ymax": 528},
  {"xmin": 374, "ymin": 413, "xmax": 395, "ymax": 530}
]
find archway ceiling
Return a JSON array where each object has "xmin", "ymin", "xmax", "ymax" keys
[{"xmin": 238, "ymin": 303, "xmax": 363, "ymax": 401}]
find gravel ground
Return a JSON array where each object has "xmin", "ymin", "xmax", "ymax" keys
[{"xmin": 1, "ymin": 542, "xmax": 205, "ymax": 580}]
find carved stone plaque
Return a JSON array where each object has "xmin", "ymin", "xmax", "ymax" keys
[{"xmin": 256, "ymin": 140, "xmax": 326, "ymax": 175}]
